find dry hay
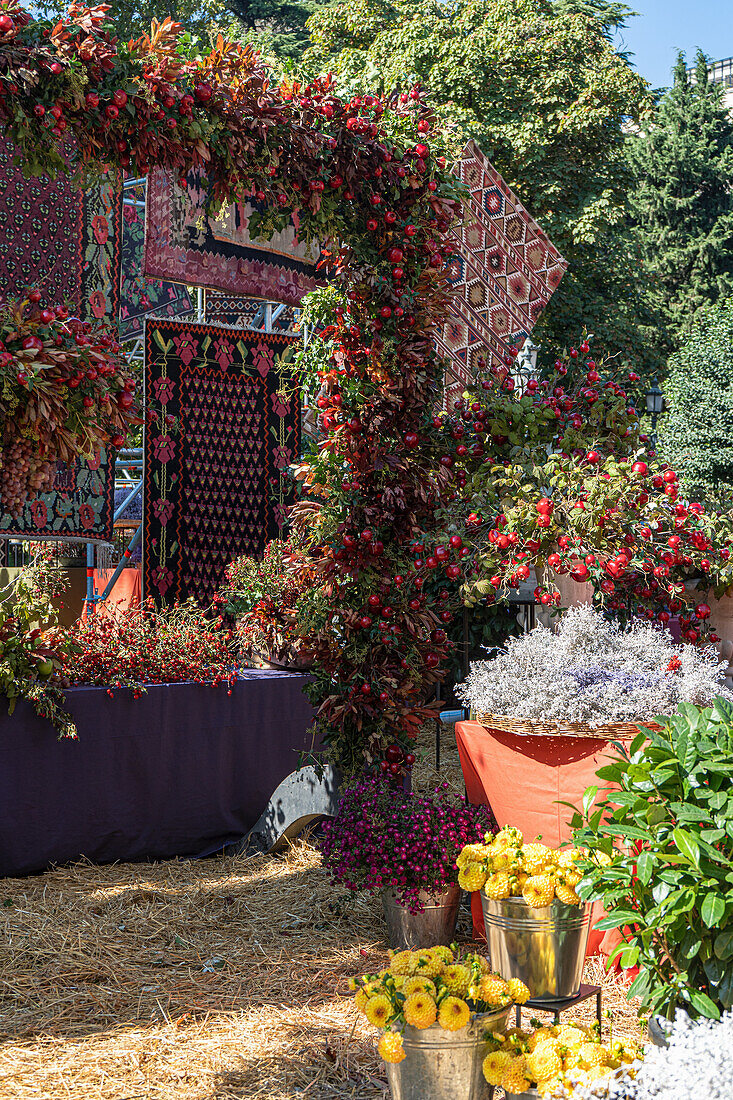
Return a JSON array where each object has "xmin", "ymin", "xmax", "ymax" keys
[
  {"xmin": 0, "ymin": 841, "xmax": 641, "ymax": 1099},
  {"xmin": 0, "ymin": 843, "xmax": 386, "ymax": 1099}
]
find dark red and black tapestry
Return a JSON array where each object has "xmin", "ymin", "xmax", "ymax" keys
[
  {"xmin": 0, "ymin": 140, "xmax": 122, "ymax": 323},
  {"xmin": 145, "ymin": 170, "xmax": 319, "ymax": 305},
  {"xmin": 143, "ymin": 319, "xmax": 300, "ymax": 606}
]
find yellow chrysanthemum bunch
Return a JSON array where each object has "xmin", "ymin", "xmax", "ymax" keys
[
  {"xmin": 351, "ymin": 945, "xmax": 530, "ymax": 1065},
  {"xmin": 457, "ymin": 826, "xmax": 599, "ymax": 908},
  {"xmin": 482, "ymin": 1019, "xmax": 641, "ymax": 1096}
]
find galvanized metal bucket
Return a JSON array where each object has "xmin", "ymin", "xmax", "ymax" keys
[
  {"xmin": 503, "ymin": 1091, "xmax": 539, "ymax": 1099},
  {"xmin": 480, "ymin": 894, "xmax": 592, "ymax": 1002},
  {"xmin": 381, "ymin": 887, "xmax": 461, "ymax": 950},
  {"xmin": 385, "ymin": 1006, "xmax": 511, "ymax": 1100}
]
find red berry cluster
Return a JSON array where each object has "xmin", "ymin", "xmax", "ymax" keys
[
  {"xmin": 438, "ymin": 345, "xmax": 733, "ymax": 638},
  {"xmin": 380, "ymin": 742, "xmax": 416, "ymax": 779},
  {"xmin": 51, "ymin": 599, "xmax": 238, "ymax": 694}
]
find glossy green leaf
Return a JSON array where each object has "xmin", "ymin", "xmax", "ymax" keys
[
  {"xmin": 715, "ymin": 931, "xmax": 733, "ymax": 960},
  {"xmin": 702, "ymin": 894, "xmax": 726, "ymax": 928},
  {"xmin": 635, "ymin": 851, "xmax": 654, "ymax": 887},
  {"xmin": 687, "ymin": 989, "xmax": 720, "ymax": 1019},
  {"xmin": 672, "ymin": 828, "xmax": 701, "ymax": 867}
]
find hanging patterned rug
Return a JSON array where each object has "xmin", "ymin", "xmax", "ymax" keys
[
  {"xmin": 0, "ymin": 140, "xmax": 122, "ymax": 322},
  {"xmin": 144, "ymin": 170, "xmax": 319, "ymax": 306},
  {"xmin": 435, "ymin": 140, "xmax": 567, "ymax": 406},
  {"xmin": 0, "ymin": 448, "xmax": 116, "ymax": 542},
  {"xmin": 0, "ymin": 145, "xmax": 121, "ymax": 538},
  {"xmin": 143, "ymin": 319, "xmax": 300, "ymax": 606},
  {"xmin": 119, "ymin": 181, "xmax": 193, "ymax": 340}
]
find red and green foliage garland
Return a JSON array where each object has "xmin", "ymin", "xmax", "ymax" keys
[
  {"xmin": 51, "ymin": 598, "xmax": 237, "ymax": 695},
  {"xmin": 0, "ymin": 3, "xmax": 466, "ymax": 769}
]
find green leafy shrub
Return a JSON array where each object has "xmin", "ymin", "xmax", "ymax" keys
[{"xmin": 570, "ymin": 700, "xmax": 733, "ymax": 1020}]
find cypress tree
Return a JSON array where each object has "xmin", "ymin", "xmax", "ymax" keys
[{"xmin": 628, "ymin": 51, "xmax": 733, "ymax": 355}]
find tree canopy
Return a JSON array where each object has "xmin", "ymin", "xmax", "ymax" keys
[
  {"xmin": 305, "ymin": 0, "xmax": 656, "ymax": 373},
  {"xmin": 627, "ymin": 52, "xmax": 733, "ymax": 356},
  {"xmin": 34, "ymin": 0, "xmax": 322, "ymax": 59}
]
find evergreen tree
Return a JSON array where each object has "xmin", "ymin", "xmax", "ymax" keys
[
  {"xmin": 657, "ymin": 298, "xmax": 733, "ymax": 506},
  {"xmin": 627, "ymin": 52, "xmax": 733, "ymax": 355}
]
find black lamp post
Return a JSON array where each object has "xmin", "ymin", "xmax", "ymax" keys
[{"xmin": 645, "ymin": 378, "xmax": 664, "ymax": 449}]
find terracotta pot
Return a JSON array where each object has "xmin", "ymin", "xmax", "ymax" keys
[
  {"xmin": 554, "ymin": 573, "xmax": 594, "ymax": 608},
  {"xmin": 536, "ymin": 560, "xmax": 594, "ymax": 610}
]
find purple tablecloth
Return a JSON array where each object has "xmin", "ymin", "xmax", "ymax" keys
[{"xmin": 0, "ymin": 671, "xmax": 313, "ymax": 877}]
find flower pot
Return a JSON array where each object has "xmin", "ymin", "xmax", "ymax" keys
[
  {"xmin": 554, "ymin": 573, "xmax": 594, "ymax": 609},
  {"xmin": 536, "ymin": 561, "xmax": 594, "ymax": 613},
  {"xmin": 480, "ymin": 894, "xmax": 592, "ymax": 1002},
  {"xmin": 381, "ymin": 887, "xmax": 462, "ymax": 951},
  {"xmin": 385, "ymin": 1006, "xmax": 511, "ymax": 1100}
]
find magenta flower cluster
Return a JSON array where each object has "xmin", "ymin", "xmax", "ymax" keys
[{"xmin": 321, "ymin": 776, "xmax": 495, "ymax": 912}]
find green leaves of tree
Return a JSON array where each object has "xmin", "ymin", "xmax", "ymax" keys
[{"xmin": 305, "ymin": 0, "xmax": 655, "ymax": 372}]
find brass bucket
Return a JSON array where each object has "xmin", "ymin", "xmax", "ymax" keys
[
  {"xmin": 480, "ymin": 894, "xmax": 592, "ymax": 1002},
  {"xmin": 385, "ymin": 1006, "xmax": 511, "ymax": 1100},
  {"xmin": 381, "ymin": 887, "xmax": 461, "ymax": 950}
]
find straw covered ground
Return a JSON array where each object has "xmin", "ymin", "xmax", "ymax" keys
[{"xmin": 0, "ymin": 735, "xmax": 642, "ymax": 1099}]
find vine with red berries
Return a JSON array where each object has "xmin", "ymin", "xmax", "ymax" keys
[
  {"xmin": 0, "ymin": 3, "xmax": 467, "ymax": 770},
  {"xmin": 0, "ymin": 294, "xmax": 135, "ymax": 513},
  {"xmin": 430, "ymin": 346, "xmax": 733, "ymax": 643}
]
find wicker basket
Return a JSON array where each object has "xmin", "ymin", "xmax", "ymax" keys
[{"xmin": 474, "ymin": 713, "xmax": 660, "ymax": 740}]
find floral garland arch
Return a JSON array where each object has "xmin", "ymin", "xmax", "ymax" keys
[
  {"xmin": 0, "ymin": 3, "xmax": 468, "ymax": 771},
  {"xmin": 3, "ymin": 5, "xmax": 731, "ymax": 773}
]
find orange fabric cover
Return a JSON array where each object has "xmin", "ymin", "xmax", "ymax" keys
[
  {"xmin": 455, "ymin": 720, "xmax": 628, "ymax": 956},
  {"xmin": 81, "ymin": 568, "xmax": 142, "ymax": 620}
]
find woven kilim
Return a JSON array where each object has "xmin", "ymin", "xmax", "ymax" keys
[
  {"xmin": 120, "ymin": 182, "xmax": 193, "ymax": 340},
  {"xmin": 80, "ymin": 171, "xmax": 123, "ymax": 324},
  {"xmin": 0, "ymin": 141, "xmax": 122, "ymax": 322},
  {"xmin": 144, "ymin": 170, "xmax": 319, "ymax": 305},
  {"xmin": 143, "ymin": 319, "xmax": 300, "ymax": 605},
  {"xmin": 437, "ymin": 141, "xmax": 567, "ymax": 409},
  {"xmin": 204, "ymin": 290, "xmax": 298, "ymax": 332},
  {"xmin": 0, "ymin": 448, "xmax": 115, "ymax": 542}
]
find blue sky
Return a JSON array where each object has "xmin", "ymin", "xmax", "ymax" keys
[{"xmin": 614, "ymin": 0, "xmax": 730, "ymax": 89}]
